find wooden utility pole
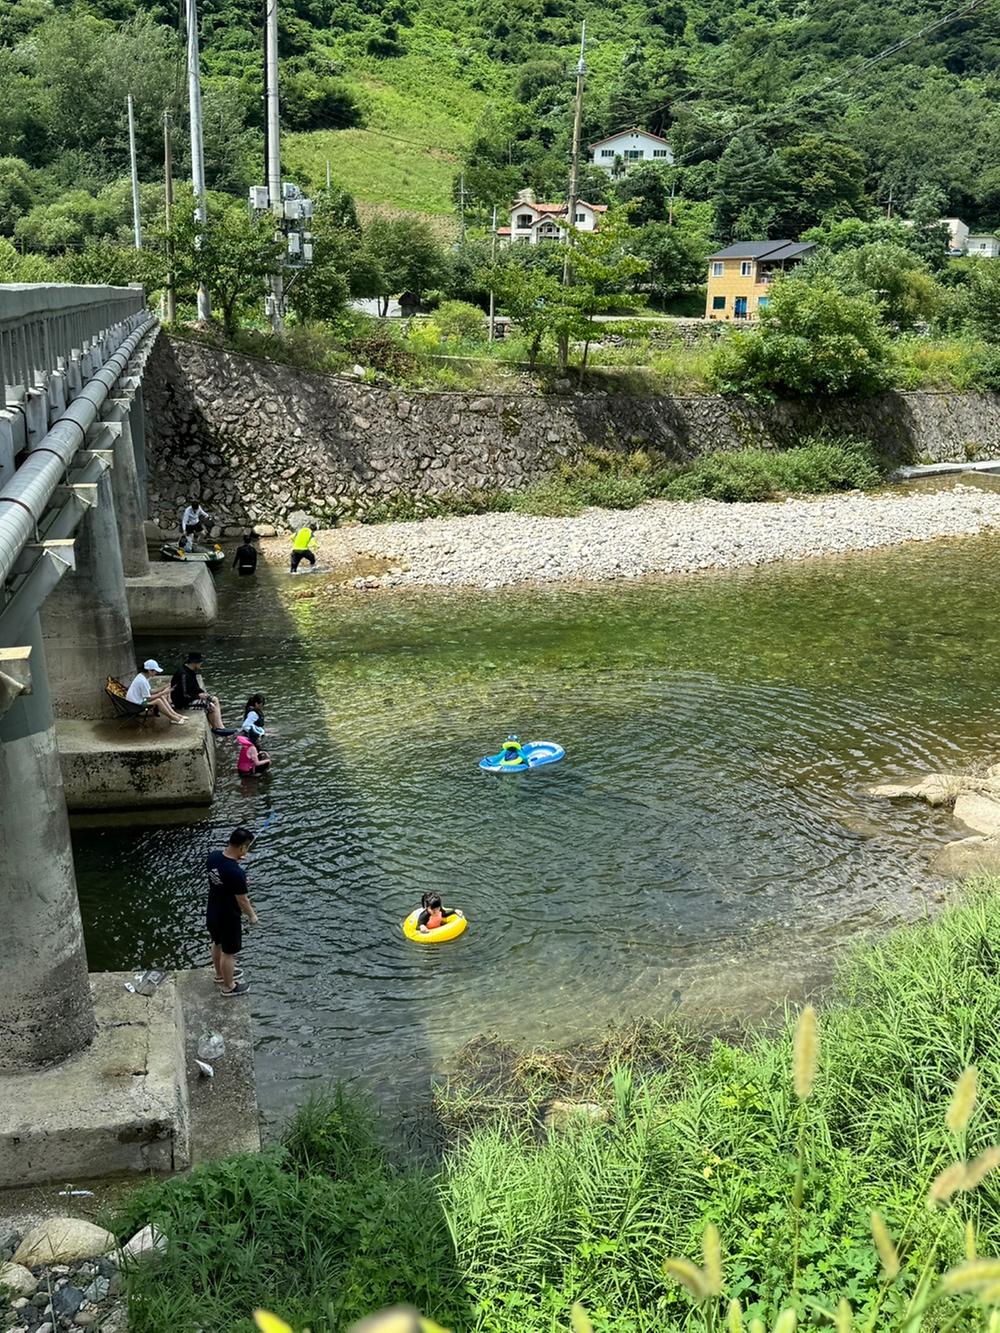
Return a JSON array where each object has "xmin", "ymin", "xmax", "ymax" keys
[
  {"xmin": 163, "ymin": 109, "xmax": 176, "ymax": 324},
  {"xmin": 558, "ymin": 21, "xmax": 586, "ymax": 371},
  {"xmin": 488, "ymin": 203, "xmax": 497, "ymax": 343},
  {"xmin": 127, "ymin": 94, "xmax": 143, "ymax": 249}
]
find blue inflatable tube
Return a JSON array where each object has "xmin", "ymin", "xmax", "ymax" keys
[{"xmin": 479, "ymin": 741, "xmax": 565, "ymax": 773}]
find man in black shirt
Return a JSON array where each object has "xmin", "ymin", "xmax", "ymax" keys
[
  {"xmin": 233, "ymin": 532, "xmax": 259, "ymax": 577},
  {"xmin": 170, "ymin": 651, "xmax": 234, "ymax": 735},
  {"xmin": 206, "ymin": 826, "xmax": 259, "ymax": 995}
]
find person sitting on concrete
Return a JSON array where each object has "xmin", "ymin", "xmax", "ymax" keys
[
  {"xmin": 126, "ymin": 659, "xmax": 187, "ymax": 724},
  {"xmin": 233, "ymin": 532, "xmax": 258, "ymax": 577},
  {"xmin": 181, "ymin": 500, "xmax": 211, "ymax": 552},
  {"xmin": 169, "ymin": 651, "xmax": 235, "ymax": 735},
  {"xmin": 290, "ymin": 523, "xmax": 317, "ymax": 573}
]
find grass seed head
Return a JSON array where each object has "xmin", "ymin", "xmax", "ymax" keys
[
  {"xmin": 773, "ymin": 1310, "xmax": 797, "ymax": 1333},
  {"xmin": 663, "ymin": 1258, "xmax": 711, "ymax": 1302},
  {"xmin": 964, "ymin": 1146, "xmax": 1000, "ymax": 1191},
  {"xmin": 928, "ymin": 1161, "xmax": 969, "ymax": 1206},
  {"xmin": 940, "ymin": 1259, "xmax": 1000, "ymax": 1294},
  {"xmin": 255, "ymin": 1315, "xmax": 294, "ymax": 1333},
  {"xmin": 947, "ymin": 1067, "xmax": 978, "ymax": 1135},
  {"xmin": 727, "ymin": 1299, "xmax": 743, "ymax": 1333},
  {"xmin": 835, "ymin": 1299, "xmax": 853, "ymax": 1333},
  {"xmin": 967, "ymin": 1219, "xmax": 978, "ymax": 1261},
  {"xmin": 792, "ymin": 1005, "xmax": 819, "ymax": 1101},
  {"xmin": 870, "ymin": 1211, "xmax": 900, "ymax": 1280},
  {"xmin": 570, "ymin": 1303, "xmax": 595, "ymax": 1333},
  {"xmin": 703, "ymin": 1223, "xmax": 724, "ymax": 1295}
]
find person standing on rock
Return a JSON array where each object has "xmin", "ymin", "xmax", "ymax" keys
[
  {"xmin": 290, "ymin": 523, "xmax": 317, "ymax": 574},
  {"xmin": 206, "ymin": 826, "xmax": 258, "ymax": 996}
]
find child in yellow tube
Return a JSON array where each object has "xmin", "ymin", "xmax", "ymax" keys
[{"xmin": 417, "ymin": 893, "xmax": 463, "ymax": 933}]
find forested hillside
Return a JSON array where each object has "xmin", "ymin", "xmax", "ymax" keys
[{"xmin": 0, "ymin": 0, "xmax": 999, "ymax": 257}]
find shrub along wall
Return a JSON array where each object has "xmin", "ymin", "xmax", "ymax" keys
[{"xmin": 144, "ymin": 333, "xmax": 1000, "ymax": 529}]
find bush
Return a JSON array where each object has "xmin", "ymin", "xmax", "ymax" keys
[
  {"xmin": 663, "ymin": 437, "xmax": 882, "ymax": 502},
  {"xmin": 432, "ymin": 299, "xmax": 487, "ymax": 343},
  {"xmin": 710, "ymin": 278, "xmax": 894, "ymax": 399},
  {"xmin": 971, "ymin": 345, "xmax": 1000, "ymax": 392},
  {"xmin": 346, "ymin": 319, "xmax": 415, "ymax": 377}
]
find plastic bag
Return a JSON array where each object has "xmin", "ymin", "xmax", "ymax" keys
[{"xmin": 197, "ymin": 1030, "xmax": 226, "ymax": 1061}]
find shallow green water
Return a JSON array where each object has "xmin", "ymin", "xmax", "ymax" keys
[{"xmin": 72, "ymin": 531, "xmax": 1000, "ymax": 1124}]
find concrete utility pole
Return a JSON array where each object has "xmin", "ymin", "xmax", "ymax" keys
[
  {"xmin": 488, "ymin": 203, "xmax": 497, "ymax": 343},
  {"xmin": 186, "ymin": 0, "xmax": 212, "ymax": 322},
  {"xmin": 559, "ymin": 21, "xmax": 586, "ymax": 370},
  {"xmin": 163, "ymin": 110, "xmax": 176, "ymax": 323},
  {"xmin": 127, "ymin": 94, "xmax": 143, "ymax": 249},
  {"xmin": 458, "ymin": 172, "xmax": 466, "ymax": 241},
  {"xmin": 265, "ymin": 0, "xmax": 284, "ymax": 333}
]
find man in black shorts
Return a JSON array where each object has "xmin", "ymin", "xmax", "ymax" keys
[
  {"xmin": 170, "ymin": 651, "xmax": 234, "ymax": 735},
  {"xmin": 206, "ymin": 826, "xmax": 258, "ymax": 996}
]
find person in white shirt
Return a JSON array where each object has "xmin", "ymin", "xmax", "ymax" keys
[
  {"xmin": 180, "ymin": 500, "xmax": 211, "ymax": 551},
  {"xmin": 126, "ymin": 659, "xmax": 187, "ymax": 724}
]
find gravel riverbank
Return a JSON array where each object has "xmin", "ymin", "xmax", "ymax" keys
[{"xmin": 271, "ymin": 485, "xmax": 1000, "ymax": 589}]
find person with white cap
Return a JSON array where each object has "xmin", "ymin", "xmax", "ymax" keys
[{"xmin": 125, "ymin": 659, "xmax": 188, "ymax": 724}]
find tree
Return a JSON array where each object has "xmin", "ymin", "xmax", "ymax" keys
[
  {"xmin": 632, "ymin": 216, "xmax": 712, "ymax": 306},
  {"xmin": 169, "ymin": 193, "xmax": 283, "ymax": 334},
  {"xmin": 825, "ymin": 242, "xmax": 940, "ymax": 330},
  {"xmin": 0, "ymin": 157, "xmax": 32, "ymax": 236},
  {"xmin": 361, "ymin": 217, "xmax": 448, "ymax": 315},
  {"xmin": 713, "ymin": 135, "xmax": 778, "ymax": 241},
  {"xmin": 562, "ymin": 213, "xmax": 650, "ymax": 366},
  {"xmin": 710, "ymin": 277, "xmax": 894, "ymax": 399},
  {"xmin": 282, "ymin": 70, "xmax": 363, "ymax": 131},
  {"xmin": 614, "ymin": 163, "xmax": 674, "ymax": 227},
  {"xmin": 771, "ymin": 135, "xmax": 868, "ymax": 236},
  {"xmin": 957, "ymin": 260, "xmax": 1000, "ymax": 343},
  {"xmin": 477, "ymin": 258, "xmax": 574, "ymax": 367}
]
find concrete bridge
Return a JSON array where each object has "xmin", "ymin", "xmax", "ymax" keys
[{"xmin": 0, "ymin": 284, "xmax": 255, "ymax": 1190}]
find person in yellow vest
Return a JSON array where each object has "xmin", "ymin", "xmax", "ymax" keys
[{"xmin": 290, "ymin": 523, "xmax": 317, "ymax": 574}]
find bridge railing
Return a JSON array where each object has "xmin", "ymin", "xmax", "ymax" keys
[{"xmin": 0, "ymin": 284, "xmax": 148, "ymax": 395}]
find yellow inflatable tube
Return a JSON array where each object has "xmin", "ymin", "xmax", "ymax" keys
[{"xmin": 402, "ymin": 909, "xmax": 468, "ymax": 943}]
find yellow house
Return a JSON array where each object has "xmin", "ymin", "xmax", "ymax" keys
[{"xmin": 705, "ymin": 240, "xmax": 816, "ymax": 320}]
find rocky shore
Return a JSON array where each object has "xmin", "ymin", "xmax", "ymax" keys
[{"xmin": 267, "ymin": 485, "xmax": 1000, "ymax": 590}]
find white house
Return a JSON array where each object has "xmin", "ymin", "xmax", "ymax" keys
[
  {"xmin": 497, "ymin": 191, "xmax": 607, "ymax": 246},
  {"xmin": 936, "ymin": 218, "xmax": 998, "ymax": 257},
  {"xmin": 589, "ymin": 128, "xmax": 674, "ymax": 174}
]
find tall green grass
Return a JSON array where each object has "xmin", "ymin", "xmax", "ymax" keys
[{"xmin": 110, "ymin": 888, "xmax": 1000, "ymax": 1333}]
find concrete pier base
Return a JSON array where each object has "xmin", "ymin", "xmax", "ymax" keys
[
  {"xmin": 0, "ymin": 970, "xmax": 259, "ymax": 1188},
  {"xmin": 125, "ymin": 563, "xmax": 217, "ymax": 631},
  {"xmin": 57, "ymin": 712, "xmax": 217, "ymax": 811}
]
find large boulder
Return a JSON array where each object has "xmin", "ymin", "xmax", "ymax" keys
[
  {"xmin": 953, "ymin": 791, "xmax": 1000, "ymax": 837},
  {"xmin": 0, "ymin": 1262, "xmax": 38, "ymax": 1296},
  {"xmin": 868, "ymin": 774, "xmax": 970, "ymax": 807},
  {"xmin": 932, "ymin": 835, "xmax": 1000, "ymax": 878},
  {"xmin": 13, "ymin": 1219, "xmax": 115, "ymax": 1267}
]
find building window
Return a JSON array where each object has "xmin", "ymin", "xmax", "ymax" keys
[
  {"xmin": 624, "ymin": 149, "xmax": 642, "ymax": 160},
  {"xmin": 712, "ymin": 295, "xmax": 726, "ymax": 310},
  {"xmin": 575, "ymin": 211, "xmax": 585, "ymax": 222},
  {"xmin": 516, "ymin": 213, "xmax": 533, "ymax": 229},
  {"xmin": 757, "ymin": 296, "xmax": 769, "ymax": 309},
  {"xmin": 711, "ymin": 261, "xmax": 724, "ymax": 277},
  {"xmin": 652, "ymin": 149, "xmax": 669, "ymax": 157},
  {"xmin": 740, "ymin": 260, "xmax": 753, "ymax": 277},
  {"xmin": 600, "ymin": 149, "xmax": 614, "ymax": 158}
]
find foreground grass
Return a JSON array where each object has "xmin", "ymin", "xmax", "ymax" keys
[{"xmin": 112, "ymin": 885, "xmax": 1000, "ymax": 1331}]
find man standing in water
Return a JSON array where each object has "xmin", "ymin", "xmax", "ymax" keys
[
  {"xmin": 290, "ymin": 522, "xmax": 317, "ymax": 573},
  {"xmin": 206, "ymin": 827, "xmax": 258, "ymax": 996}
]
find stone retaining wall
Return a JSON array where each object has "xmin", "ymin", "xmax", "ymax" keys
[{"xmin": 143, "ymin": 333, "xmax": 1000, "ymax": 529}]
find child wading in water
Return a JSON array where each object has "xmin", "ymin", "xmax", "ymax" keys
[{"xmin": 236, "ymin": 734, "xmax": 271, "ymax": 776}]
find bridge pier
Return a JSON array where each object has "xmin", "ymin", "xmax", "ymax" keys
[
  {"xmin": 0, "ymin": 620, "xmax": 95, "ymax": 1070},
  {"xmin": 40, "ymin": 462, "xmax": 135, "ymax": 718}
]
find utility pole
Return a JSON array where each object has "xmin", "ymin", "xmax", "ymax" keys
[
  {"xmin": 488, "ymin": 203, "xmax": 497, "ymax": 343},
  {"xmin": 265, "ymin": 0, "xmax": 284, "ymax": 333},
  {"xmin": 886, "ymin": 185, "xmax": 894, "ymax": 220},
  {"xmin": 127, "ymin": 94, "xmax": 143, "ymax": 249},
  {"xmin": 163, "ymin": 110, "xmax": 176, "ymax": 323},
  {"xmin": 458, "ymin": 171, "xmax": 466, "ymax": 242},
  {"xmin": 326, "ymin": 159, "xmax": 332, "ymax": 193},
  {"xmin": 185, "ymin": 0, "xmax": 212, "ymax": 322},
  {"xmin": 668, "ymin": 178, "xmax": 676, "ymax": 226},
  {"xmin": 558, "ymin": 20, "xmax": 586, "ymax": 371}
]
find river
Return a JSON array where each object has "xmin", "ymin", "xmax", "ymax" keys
[{"xmin": 71, "ymin": 530, "xmax": 1000, "ymax": 1128}]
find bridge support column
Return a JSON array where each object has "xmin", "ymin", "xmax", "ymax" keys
[
  {"xmin": 100, "ymin": 400, "xmax": 150, "ymax": 577},
  {"xmin": 0, "ymin": 619, "xmax": 95, "ymax": 1070},
  {"xmin": 40, "ymin": 464, "xmax": 135, "ymax": 718}
]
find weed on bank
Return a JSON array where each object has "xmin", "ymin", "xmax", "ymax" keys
[{"xmin": 115, "ymin": 885, "xmax": 1000, "ymax": 1332}]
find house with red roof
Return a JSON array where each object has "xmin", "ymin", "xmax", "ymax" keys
[{"xmin": 498, "ymin": 190, "xmax": 608, "ymax": 246}]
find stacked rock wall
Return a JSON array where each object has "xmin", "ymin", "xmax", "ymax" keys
[{"xmin": 144, "ymin": 333, "xmax": 1000, "ymax": 529}]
